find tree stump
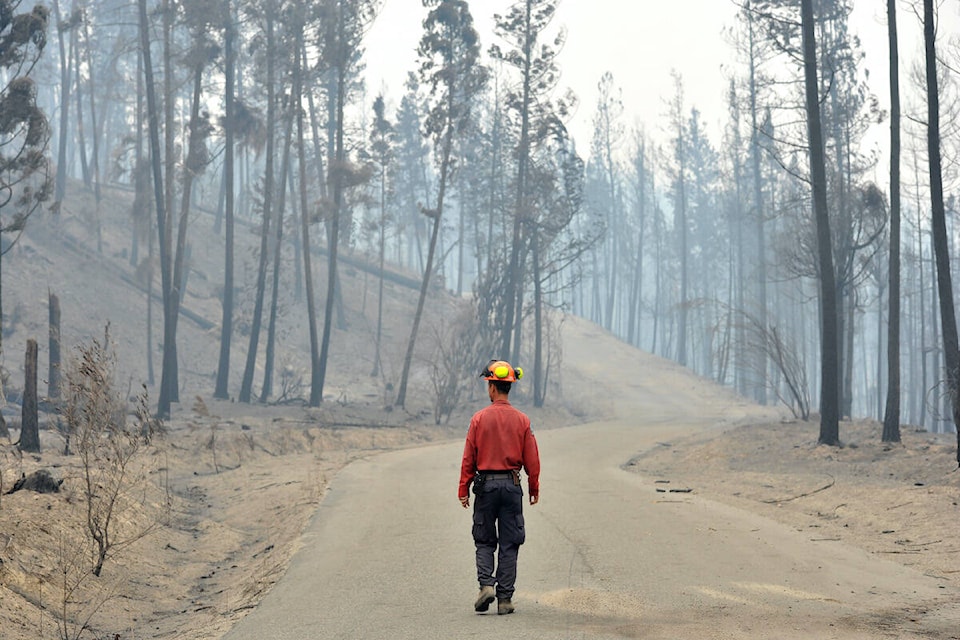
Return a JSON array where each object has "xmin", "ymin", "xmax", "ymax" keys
[{"xmin": 19, "ymin": 339, "xmax": 40, "ymax": 453}]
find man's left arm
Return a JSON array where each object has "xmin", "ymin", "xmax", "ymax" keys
[{"xmin": 522, "ymin": 424, "xmax": 540, "ymax": 505}]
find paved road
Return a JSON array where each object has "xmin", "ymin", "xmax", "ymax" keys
[{"xmin": 223, "ymin": 321, "xmax": 960, "ymax": 639}]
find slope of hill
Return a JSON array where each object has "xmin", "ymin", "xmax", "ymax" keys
[{"xmin": 2, "ymin": 182, "xmax": 447, "ymax": 409}]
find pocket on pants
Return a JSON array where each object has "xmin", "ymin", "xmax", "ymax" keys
[
  {"xmin": 472, "ymin": 512, "xmax": 497, "ymax": 544},
  {"xmin": 504, "ymin": 513, "xmax": 526, "ymax": 546}
]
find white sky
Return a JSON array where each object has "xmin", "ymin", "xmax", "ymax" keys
[{"xmin": 363, "ymin": 0, "xmax": 960, "ymax": 171}]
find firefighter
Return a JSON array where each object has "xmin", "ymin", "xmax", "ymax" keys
[{"xmin": 458, "ymin": 360, "xmax": 540, "ymax": 615}]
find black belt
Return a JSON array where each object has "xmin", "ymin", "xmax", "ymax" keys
[{"xmin": 479, "ymin": 471, "xmax": 517, "ymax": 480}]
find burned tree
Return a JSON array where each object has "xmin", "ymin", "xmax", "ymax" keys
[
  {"xmin": 0, "ymin": 0, "xmax": 52, "ymax": 347},
  {"xmin": 19, "ymin": 338, "xmax": 39, "ymax": 453},
  {"xmin": 395, "ymin": 0, "xmax": 487, "ymax": 407}
]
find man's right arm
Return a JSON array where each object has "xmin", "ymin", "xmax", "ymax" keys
[{"xmin": 458, "ymin": 420, "xmax": 477, "ymax": 502}]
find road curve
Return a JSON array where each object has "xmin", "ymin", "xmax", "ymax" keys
[{"xmin": 223, "ymin": 318, "xmax": 960, "ymax": 639}]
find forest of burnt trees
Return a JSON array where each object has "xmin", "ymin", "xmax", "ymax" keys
[{"xmin": 2, "ymin": 0, "xmax": 960, "ymax": 457}]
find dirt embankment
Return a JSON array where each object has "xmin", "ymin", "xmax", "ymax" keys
[{"xmin": 628, "ymin": 418, "xmax": 960, "ymax": 583}]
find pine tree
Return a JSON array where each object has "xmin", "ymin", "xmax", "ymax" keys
[
  {"xmin": 369, "ymin": 94, "xmax": 394, "ymax": 378},
  {"xmin": 490, "ymin": 0, "xmax": 574, "ymax": 362},
  {"xmin": 395, "ymin": 0, "xmax": 487, "ymax": 408},
  {"xmin": 0, "ymin": 0, "xmax": 52, "ymax": 348},
  {"xmin": 800, "ymin": 0, "xmax": 840, "ymax": 445}
]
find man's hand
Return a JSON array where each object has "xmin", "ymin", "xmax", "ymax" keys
[
  {"xmin": 459, "ymin": 495, "xmax": 470, "ymax": 508},
  {"xmin": 530, "ymin": 494, "xmax": 539, "ymax": 506}
]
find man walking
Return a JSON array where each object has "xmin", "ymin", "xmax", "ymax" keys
[{"xmin": 459, "ymin": 360, "xmax": 540, "ymax": 615}]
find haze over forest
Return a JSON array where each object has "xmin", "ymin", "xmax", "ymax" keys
[{"xmin": 4, "ymin": 0, "xmax": 960, "ymax": 447}]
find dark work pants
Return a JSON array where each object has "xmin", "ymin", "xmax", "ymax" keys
[{"xmin": 472, "ymin": 477, "xmax": 526, "ymax": 599}]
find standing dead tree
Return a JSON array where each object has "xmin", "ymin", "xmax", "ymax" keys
[
  {"xmin": 395, "ymin": 0, "xmax": 487, "ymax": 407},
  {"xmin": 19, "ymin": 338, "xmax": 40, "ymax": 452},
  {"xmin": 49, "ymin": 290, "xmax": 61, "ymax": 399},
  {"xmin": 923, "ymin": 0, "xmax": 960, "ymax": 466}
]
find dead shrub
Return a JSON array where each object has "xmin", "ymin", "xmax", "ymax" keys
[{"xmin": 61, "ymin": 326, "xmax": 161, "ymax": 577}]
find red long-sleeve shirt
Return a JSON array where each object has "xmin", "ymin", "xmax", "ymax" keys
[{"xmin": 459, "ymin": 399, "xmax": 540, "ymax": 499}]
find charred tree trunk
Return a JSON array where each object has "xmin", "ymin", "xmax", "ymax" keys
[
  {"xmin": 214, "ymin": 0, "xmax": 236, "ymax": 400},
  {"xmin": 883, "ymin": 0, "xmax": 902, "ymax": 446},
  {"xmin": 304, "ymin": 51, "xmax": 328, "ymax": 202},
  {"xmin": 747, "ymin": 5, "xmax": 767, "ymax": 404},
  {"xmin": 294, "ymin": 30, "xmax": 322, "ymax": 407},
  {"xmin": 320, "ymin": 66, "xmax": 348, "ymax": 335},
  {"xmin": 500, "ymin": 0, "xmax": 533, "ymax": 359},
  {"xmin": 131, "ymin": 50, "xmax": 145, "ymax": 268},
  {"xmin": 20, "ymin": 339, "xmax": 40, "ymax": 453},
  {"xmin": 53, "ymin": 0, "xmax": 71, "ymax": 206},
  {"xmin": 510, "ymin": 243, "xmax": 528, "ymax": 365},
  {"xmin": 161, "ymin": 0, "xmax": 178, "ymax": 401},
  {"xmin": 240, "ymin": 9, "xmax": 276, "ymax": 404},
  {"xmin": 139, "ymin": 0, "xmax": 173, "ymax": 417},
  {"xmin": 261, "ymin": 87, "xmax": 295, "ymax": 402},
  {"xmin": 73, "ymin": 27, "xmax": 90, "ymax": 188},
  {"xmin": 801, "ymin": 0, "xmax": 840, "ymax": 446},
  {"xmin": 395, "ymin": 205, "xmax": 445, "ymax": 408},
  {"xmin": 170, "ymin": 65, "xmax": 205, "ymax": 368},
  {"xmin": 48, "ymin": 292, "xmax": 61, "ymax": 399},
  {"xmin": 396, "ymin": 114, "xmax": 456, "ymax": 408},
  {"xmin": 372, "ymin": 125, "xmax": 387, "ymax": 378},
  {"xmin": 316, "ymin": 2, "xmax": 356, "ymax": 405},
  {"xmin": 627, "ymin": 136, "xmax": 646, "ymax": 348},
  {"xmin": 81, "ymin": 13, "xmax": 102, "ymax": 252},
  {"xmin": 165, "ymin": 60, "xmax": 206, "ymax": 408},
  {"xmin": 923, "ymin": 0, "xmax": 960, "ymax": 464},
  {"xmin": 532, "ymin": 230, "xmax": 544, "ymax": 407}
]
